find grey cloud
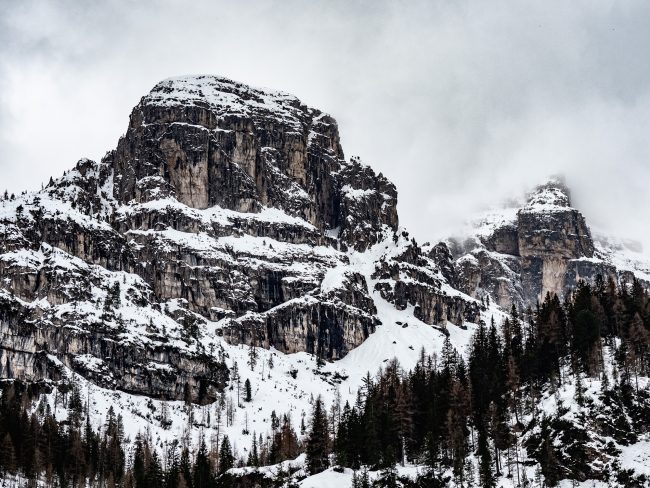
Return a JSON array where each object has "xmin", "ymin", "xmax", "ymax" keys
[{"xmin": 1, "ymin": 0, "xmax": 649, "ymax": 249}]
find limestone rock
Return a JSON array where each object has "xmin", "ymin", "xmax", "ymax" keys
[
  {"xmin": 0, "ymin": 75, "xmax": 475, "ymax": 402},
  {"xmin": 450, "ymin": 178, "xmax": 649, "ymax": 308}
]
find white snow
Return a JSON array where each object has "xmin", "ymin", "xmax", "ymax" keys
[
  {"xmin": 119, "ymin": 197, "xmax": 316, "ymax": 231},
  {"xmin": 341, "ymin": 185, "xmax": 376, "ymax": 200},
  {"xmin": 144, "ymin": 75, "xmax": 313, "ymax": 132},
  {"xmin": 619, "ymin": 440, "xmax": 650, "ymax": 476}
]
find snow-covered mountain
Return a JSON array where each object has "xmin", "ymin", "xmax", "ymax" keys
[
  {"xmin": 0, "ymin": 76, "xmax": 648, "ymax": 487},
  {"xmin": 448, "ymin": 177, "xmax": 650, "ymax": 310},
  {"xmin": 0, "ymin": 75, "xmax": 480, "ymax": 404}
]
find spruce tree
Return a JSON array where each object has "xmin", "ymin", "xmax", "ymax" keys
[
  {"xmin": 244, "ymin": 379, "xmax": 252, "ymax": 402},
  {"xmin": 179, "ymin": 447, "xmax": 193, "ymax": 487},
  {"xmin": 477, "ymin": 426, "xmax": 495, "ymax": 488},
  {"xmin": 193, "ymin": 436, "xmax": 212, "ymax": 488},
  {"xmin": 218, "ymin": 436, "xmax": 234, "ymax": 475},
  {"xmin": 306, "ymin": 396, "xmax": 330, "ymax": 474},
  {"xmin": 248, "ymin": 433, "xmax": 259, "ymax": 467},
  {"xmin": 147, "ymin": 450, "xmax": 164, "ymax": 486},
  {"xmin": 132, "ymin": 434, "xmax": 146, "ymax": 488}
]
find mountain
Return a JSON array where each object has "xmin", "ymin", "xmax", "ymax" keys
[
  {"xmin": 0, "ymin": 75, "xmax": 483, "ymax": 405},
  {"xmin": 449, "ymin": 177, "xmax": 650, "ymax": 310},
  {"xmin": 0, "ymin": 76, "xmax": 648, "ymax": 487}
]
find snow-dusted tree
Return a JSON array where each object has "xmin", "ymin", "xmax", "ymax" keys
[{"xmin": 244, "ymin": 379, "xmax": 252, "ymax": 402}]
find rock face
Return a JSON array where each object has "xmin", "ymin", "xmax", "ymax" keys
[
  {"xmin": 450, "ymin": 179, "xmax": 649, "ymax": 309},
  {"xmin": 109, "ymin": 76, "xmax": 397, "ymax": 246},
  {"xmin": 0, "ymin": 75, "xmax": 477, "ymax": 402}
]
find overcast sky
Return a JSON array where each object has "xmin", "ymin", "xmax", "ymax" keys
[{"xmin": 1, "ymin": 0, "xmax": 649, "ymax": 248}]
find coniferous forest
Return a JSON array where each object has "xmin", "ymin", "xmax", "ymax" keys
[{"xmin": 0, "ymin": 277, "xmax": 648, "ymax": 487}]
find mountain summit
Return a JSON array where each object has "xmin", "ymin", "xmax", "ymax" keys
[
  {"xmin": 450, "ymin": 178, "xmax": 649, "ymax": 308},
  {"xmin": 0, "ymin": 76, "xmax": 649, "ymax": 487},
  {"xmin": 0, "ymin": 75, "xmax": 478, "ymax": 403}
]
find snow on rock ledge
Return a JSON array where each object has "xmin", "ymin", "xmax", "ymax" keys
[{"xmin": 0, "ymin": 75, "xmax": 477, "ymax": 402}]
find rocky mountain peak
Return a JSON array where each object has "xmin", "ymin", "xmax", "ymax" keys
[
  {"xmin": 452, "ymin": 177, "xmax": 648, "ymax": 309},
  {"xmin": 105, "ymin": 74, "xmax": 400, "ymax": 251},
  {"xmin": 524, "ymin": 176, "xmax": 571, "ymax": 210},
  {"xmin": 110, "ymin": 75, "xmax": 344, "ymax": 225},
  {"xmin": 141, "ymin": 75, "xmax": 309, "ymax": 128},
  {"xmin": 0, "ymin": 75, "xmax": 480, "ymax": 404}
]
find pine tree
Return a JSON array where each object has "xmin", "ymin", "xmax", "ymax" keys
[
  {"xmin": 278, "ymin": 414, "xmax": 299, "ymax": 461},
  {"xmin": 334, "ymin": 402, "xmax": 352, "ymax": 466},
  {"xmin": 540, "ymin": 431, "xmax": 561, "ymax": 487},
  {"xmin": 488, "ymin": 401, "xmax": 511, "ymax": 476},
  {"xmin": 477, "ymin": 426, "xmax": 495, "ymax": 488},
  {"xmin": 179, "ymin": 447, "xmax": 193, "ymax": 487},
  {"xmin": 193, "ymin": 436, "xmax": 212, "ymax": 488},
  {"xmin": 447, "ymin": 379, "xmax": 469, "ymax": 481},
  {"xmin": 68, "ymin": 385, "xmax": 84, "ymax": 427},
  {"xmin": 132, "ymin": 433, "xmax": 147, "ymax": 488},
  {"xmin": 628, "ymin": 313, "xmax": 649, "ymax": 391},
  {"xmin": 147, "ymin": 450, "xmax": 164, "ymax": 486},
  {"xmin": 247, "ymin": 343, "xmax": 258, "ymax": 370},
  {"xmin": 248, "ymin": 433, "xmax": 259, "ymax": 467},
  {"xmin": 218, "ymin": 436, "xmax": 234, "ymax": 474},
  {"xmin": 244, "ymin": 379, "xmax": 252, "ymax": 402},
  {"xmin": 271, "ymin": 411, "xmax": 279, "ymax": 431},
  {"xmin": 165, "ymin": 442, "xmax": 181, "ymax": 488},
  {"xmin": 112, "ymin": 281, "xmax": 121, "ymax": 309},
  {"xmin": 306, "ymin": 396, "xmax": 330, "ymax": 474}
]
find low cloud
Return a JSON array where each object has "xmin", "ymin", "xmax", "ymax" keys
[{"xmin": 2, "ymin": 0, "xmax": 649, "ymax": 248}]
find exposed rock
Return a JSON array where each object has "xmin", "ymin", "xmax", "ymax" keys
[
  {"xmin": 427, "ymin": 241, "xmax": 458, "ymax": 288},
  {"xmin": 109, "ymin": 75, "xmax": 397, "ymax": 249},
  {"xmin": 450, "ymin": 178, "xmax": 649, "ymax": 308},
  {"xmin": 0, "ymin": 75, "xmax": 475, "ymax": 402}
]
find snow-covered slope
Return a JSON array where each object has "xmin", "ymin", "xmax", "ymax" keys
[{"xmin": 21, "ymin": 234, "xmax": 488, "ymax": 471}]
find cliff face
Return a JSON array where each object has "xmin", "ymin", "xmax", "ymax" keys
[
  {"xmin": 0, "ymin": 75, "xmax": 477, "ymax": 402},
  {"xmin": 451, "ymin": 179, "xmax": 649, "ymax": 309},
  {"xmin": 4, "ymin": 76, "xmax": 645, "ymax": 404},
  {"xmin": 109, "ymin": 76, "xmax": 399, "ymax": 246}
]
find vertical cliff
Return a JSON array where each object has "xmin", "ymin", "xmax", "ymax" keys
[
  {"xmin": 0, "ymin": 75, "xmax": 478, "ymax": 401},
  {"xmin": 451, "ymin": 178, "xmax": 649, "ymax": 308}
]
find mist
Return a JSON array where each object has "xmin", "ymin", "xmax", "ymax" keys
[{"xmin": 2, "ymin": 0, "xmax": 649, "ymax": 249}]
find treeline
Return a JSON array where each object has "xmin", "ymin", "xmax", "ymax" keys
[
  {"xmin": 0, "ymin": 276, "xmax": 648, "ymax": 487},
  {"xmin": 0, "ymin": 378, "xmax": 306, "ymax": 487},
  {"xmin": 0, "ymin": 381, "xmax": 127, "ymax": 486},
  {"xmin": 317, "ymin": 276, "xmax": 650, "ymax": 486}
]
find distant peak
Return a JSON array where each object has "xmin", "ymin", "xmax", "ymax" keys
[{"xmin": 524, "ymin": 176, "xmax": 571, "ymax": 210}]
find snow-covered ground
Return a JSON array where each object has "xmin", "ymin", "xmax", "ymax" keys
[
  {"xmin": 13, "ymin": 234, "xmax": 650, "ymax": 487},
  {"xmin": 4, "ymin": 172, "xmax": 649, "ymax": 486},
  {"xmin": 31, "ymin": 233, "xmax": 490, "ymax": 462}
]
